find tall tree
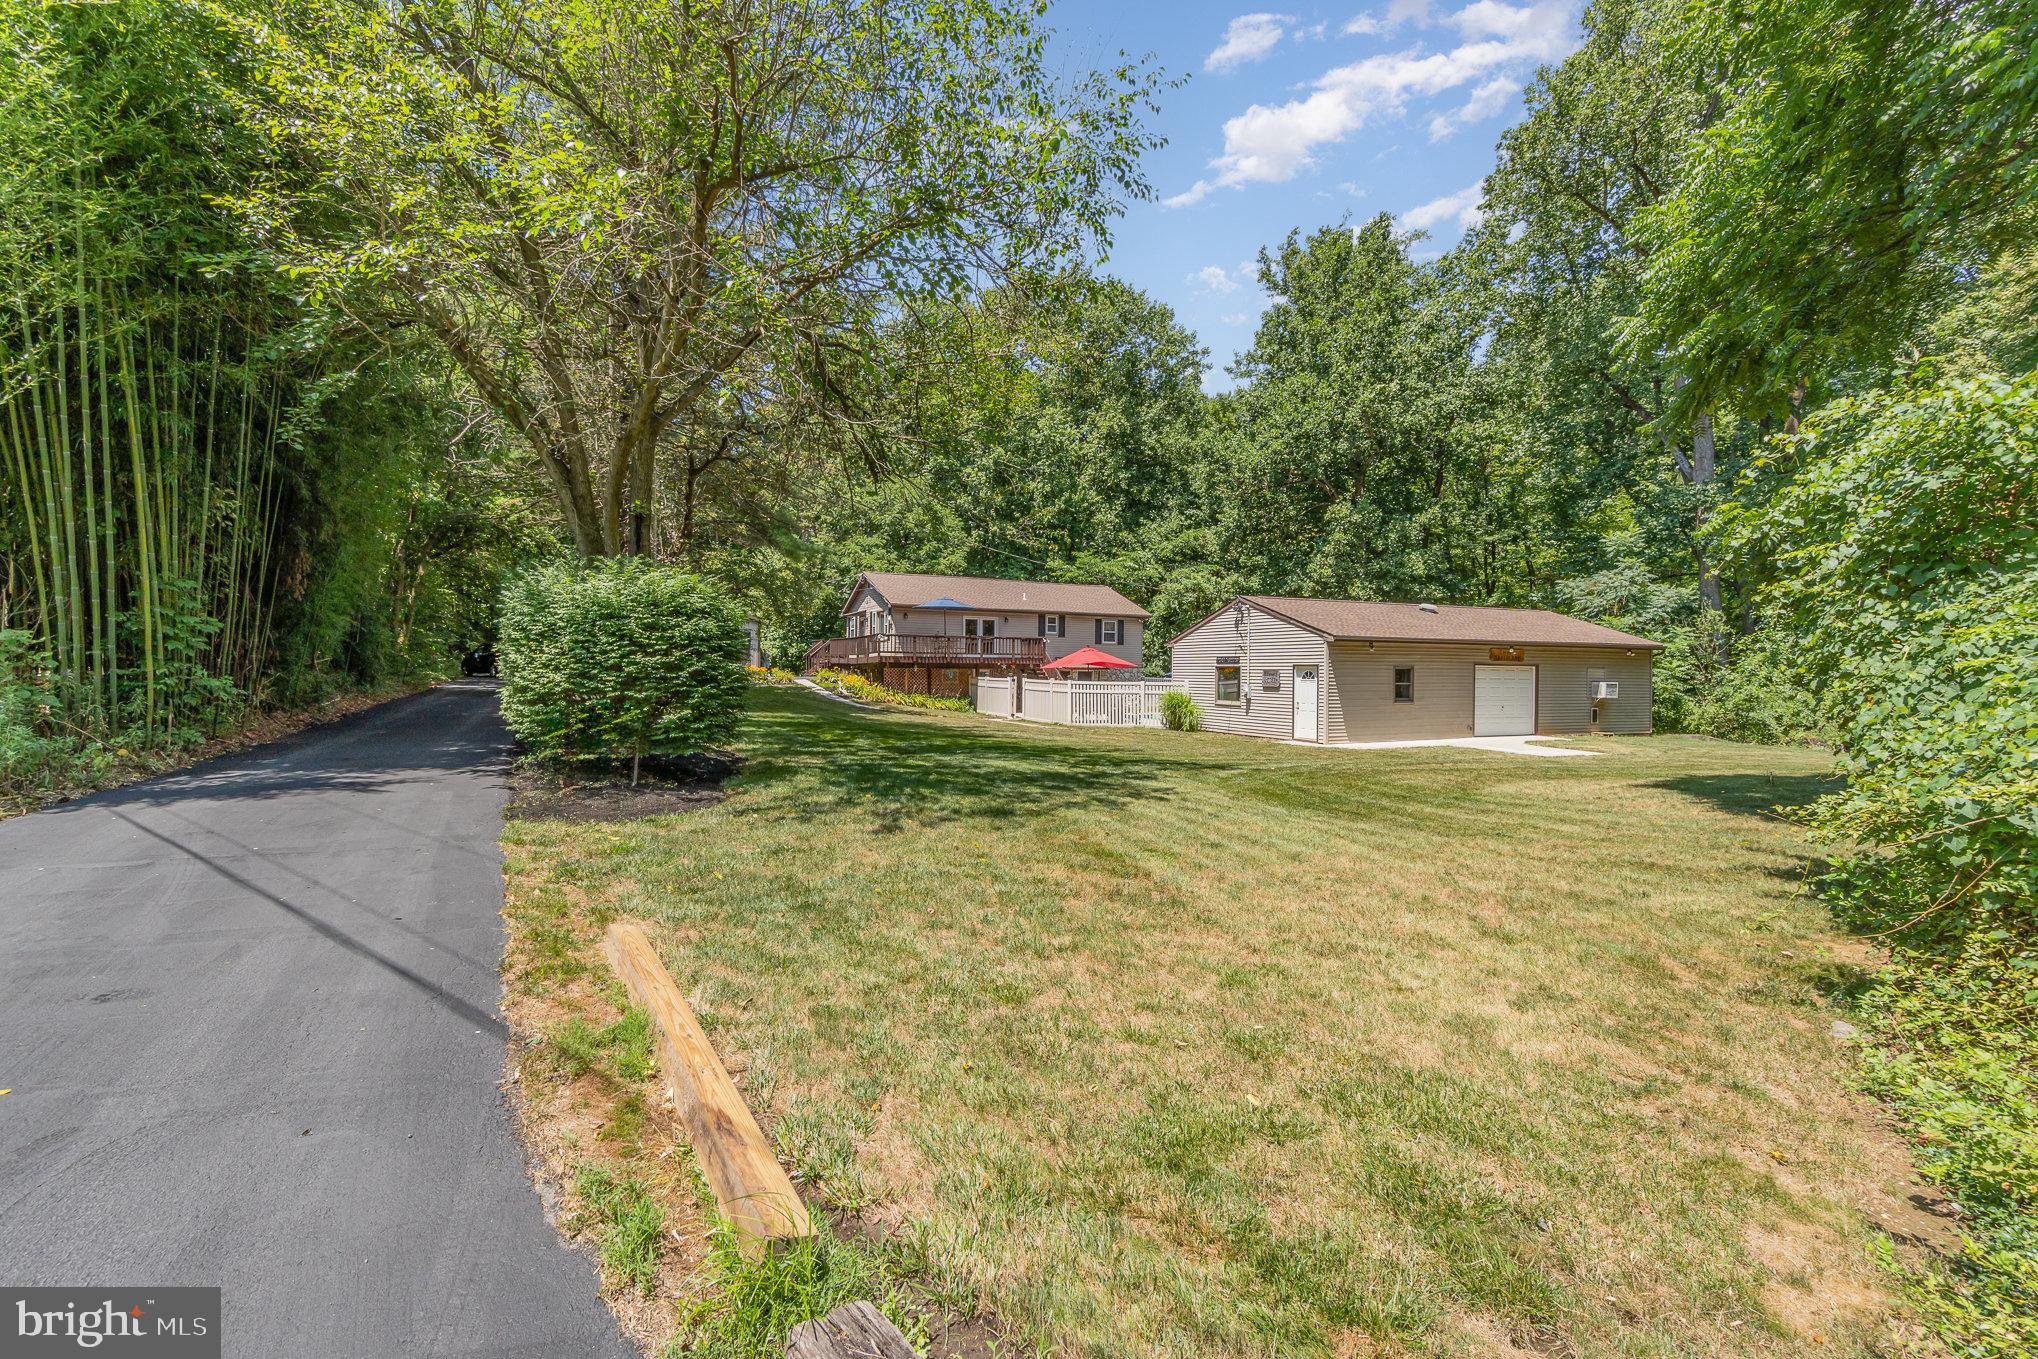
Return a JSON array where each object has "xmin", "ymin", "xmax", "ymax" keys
[
  {"xmin": 1219, "ymin": 216, "xmax": 1492, "ymax": 601},
  {"xmin": 719, "ymin": 272, "xmax": 1216, "ymax": 667},
  {"xmin": 1478, "ymin": 0, "xmax": 1732, "ymax": 609},
  {"xmin": 224, "ymin": 0, "xmax": 1165, "ymax": 557},
  {"xmin": 1628, "ymin": 0, "xmax": 2038, "ymax": 417}
]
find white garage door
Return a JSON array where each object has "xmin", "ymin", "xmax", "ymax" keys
[{"xmin": 1474, "ymin": 665, "xmax": 1536, "ymax": 736}]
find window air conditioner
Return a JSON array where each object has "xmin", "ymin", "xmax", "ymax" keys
[{"xmin": 1591, "ymin": 681, "xmax": 1619, "ymax": 700}]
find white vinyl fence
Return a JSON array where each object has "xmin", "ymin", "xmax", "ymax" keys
[
  {"xmin": 976, "ymin": 675, "xmax": 1017, "ymax": 718},
  {"xmin": 978, "ymin": 677, "xmax": 1182, "ymax": 727}
]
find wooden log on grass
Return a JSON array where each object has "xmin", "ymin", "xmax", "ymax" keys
[
  {"xmin": 602, "ymin": 920, "xmax": 812, "ymax": 1257},
  {"xmin": 786, "ymin": 1301, "xmax": 918, "ymax": 1359}
]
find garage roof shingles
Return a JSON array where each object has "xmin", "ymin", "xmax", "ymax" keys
[
  {"xmin": 852, "ymin": 572, "xmax": 1149, "ymax": 618},
  {"xmin": 1239, "ymin": 596, "xmax": 1663, "ymax": 649}
]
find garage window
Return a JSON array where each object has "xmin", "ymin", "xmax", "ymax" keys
[
  {"xmin": 1215, "ymin": 656, "xmax": 1241, "ymax": 703},
  {"xmin": 1393, "ymin": 666, "xmax": 1415, "ymax": 702}
]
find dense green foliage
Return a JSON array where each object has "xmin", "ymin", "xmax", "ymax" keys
[
  {"xmin": 1717, "ymin": 376, "xmax": 2038, "ymax": 1348},
  {"xmin": 220, "ymin": 0, "xmax": 1164, "ymax": 559},
  {"xmin": 810, "ymin": 668, "xmax": 972, "ymax": 712},
  {"xmin": 0, "ymin": 0, "xmax": 546, "ymax": 809},
  {"xmin": 1728, "ymin": 376, "xmax": 2037, "ymax": 942},
  {"xmin": 1856, "ymin": 938, "xmax": 2037, "ymax": 1349},
  {"xmin": 10, "ymin": 0, "xmax": 2035, "ymax": 1346},
  {"xmin": 497, "ymin": 562, "xmax": 747, "ymax": 772},
  {"xmin": 1630, "ymin": 0, "xmax": 2038, "ymax": 417},
  {"xmin": 1649, "ymin": 612, "xmax": 1830, "ymax": 746},
  {"xmin": 710, "ymin": 2, "xmax": 1774, "ymax": 714}
]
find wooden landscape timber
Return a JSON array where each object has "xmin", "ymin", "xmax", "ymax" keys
[
  {"xmin": 785, "ymin": 1301, "xmax": 918, "ymax": 1359},
  {"xmin": 602, "ymin": 920, "xmax": 813, "ymax": 1258}
]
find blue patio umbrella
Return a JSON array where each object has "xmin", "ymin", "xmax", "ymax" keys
[{"xmin": 915, "ymin": 596, "xmax": 972, "ymax": 636}]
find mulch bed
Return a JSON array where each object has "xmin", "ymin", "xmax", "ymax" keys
[{"xmin": 506, "ymin": 752, "xmax": 739, "ymax": 822}]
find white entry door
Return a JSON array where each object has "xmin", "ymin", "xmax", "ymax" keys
[
  {"xmin": 1474, "ymin": 664, "xmax": 1536, "ymax": 736},
  {"xmin": 1292, "ymin": 665, "xmax": 1319, "ymax": 741}
]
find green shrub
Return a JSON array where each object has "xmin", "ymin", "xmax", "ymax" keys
[
  {"xmin": 1159, "ymin": 689, "xmax": 1202, "ymax": 732},
  {"xmin": 1651, "ymin": 611, "xmax": 1832, "ymax": 745},
  {"xmin": 1718, "ymin": 372, "xmax": 2038, "ymax": 1355},
  {"xmin": 498, "ymin": 560, "xmax": 747, "ymax": 775}
]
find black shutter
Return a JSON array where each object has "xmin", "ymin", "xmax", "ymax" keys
[
  {"xmin": 1037, "ymin": 614, "xmax": 1045, "ymax": 637},
  {"xmin": 1094, "ymin": 617, "xmax": 1103, "ymax": 644}
]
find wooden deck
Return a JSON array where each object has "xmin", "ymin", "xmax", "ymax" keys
[{"xmin": 804, "ymin": 634, "xmax": 1047, "ymax": 669}]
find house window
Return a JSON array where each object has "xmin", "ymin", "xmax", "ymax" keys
[
  {"xmin": 1393, "ymin": 666, "xmax": 1415, "ymax": 702},
  {"xmin": 1043, "ymin": 613, "xmax": 1065, "ymax": 638},
  {"xmin": 1215, "ymin": 657, "xmax": 1241, "ymax": 703}
]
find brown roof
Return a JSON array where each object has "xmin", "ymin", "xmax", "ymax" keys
[
  {"xmin": 1185, "ymin": 595, "xmax": 1661, "ymax": 649},
  {"xmin": 849, "ymin": 572, "xmax": 1149, "ymax": 619}
]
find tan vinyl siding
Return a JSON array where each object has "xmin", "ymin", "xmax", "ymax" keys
[
  {"xmin": 843, "ymin": 586, "xmax": 889, "ymax": 638},
  {"xmin": 1170, "ymin": 605, "xmax": 1328, "ymax": 740},
  {"xmin": 1327, "ymin": 641, "xmax": 1482, "ymax": 741},
  {"xmin": 1534, "ymin": 648, "xmax": 1654, "ymax": 734},
  {"xmin": 1326, "ymin": 641, "xmax": 1655, "ymax": 739},
  {"xmin": 882, "ymin": 608, "xmax": 1142, "ymax": 665},
  {"xmin": 891, "ymin": 607, "xmax": 959, "ymax": 637},
  {"xmin": 1049, "ymin": 615, "xmax": 1143, "ymax": 667}
]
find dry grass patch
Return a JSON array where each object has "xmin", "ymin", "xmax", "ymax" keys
[
  {"xmin": 505, "ymin": 685, "xmax": 1944, "ymax": 1358},
  {"xmin": 500, "ymin": 872, "xmax": 716, "ymax": 1353}
]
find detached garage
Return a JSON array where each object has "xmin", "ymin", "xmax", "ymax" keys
[{"xmin": 1168, "ymin": 596, "xmax": 1662, "ymax": 744}]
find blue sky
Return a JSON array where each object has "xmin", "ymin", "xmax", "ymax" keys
[{"xmin": 1047, "ymin": 1, "xmax": 1581, "ymax": 388}]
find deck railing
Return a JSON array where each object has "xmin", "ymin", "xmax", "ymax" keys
[{"xmin": 803, "ymin": 634, "xmax": 1048, "ymax": 669}]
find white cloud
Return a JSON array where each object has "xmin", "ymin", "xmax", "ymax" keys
[
  {"xmin": 1169, "ymin": 2, "xmax": 1575, "ymax": 205},
  {"xmin": 1427, "ymin": 75, "xmax": 1517, "ymax": 139},
  {"xmin": 1399, "ymin": 180, "xmax": 1486, "ymax": 232},
  {"xmin": 1206, "ymin": 12, "xmax": 1291, "ymax": 73},
  {"xmin": 1221, "ymin": 312, "xmax": 1254, "ymax": 326},
  {"xmin": 1450, "ymin": 0, "xmax": 1552, "ymax": 39},
  {"xmin": 1193, "ymin": 264, "xmax": 1242, "ymax": 294},
  {"xmin": 1345, "ymin": 0, "xmax": 1434, "ymax": 34},
  {"xmin": 1338, "ymin": 180, "xmax": 1368, "ymax": 197}
]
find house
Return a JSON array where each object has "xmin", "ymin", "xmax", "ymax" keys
[
  {"xmin": 804, "ymin": 572, "xmax": 1149, "ymax": 697},
  {"xmin": 1169, "ymin": 596, "xmax": 1661, "ymax": 744}
]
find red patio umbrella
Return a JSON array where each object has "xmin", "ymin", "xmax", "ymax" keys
[{"xmin": 1042, "ymin": 645, "xmax": 1136, "ymax": 672}]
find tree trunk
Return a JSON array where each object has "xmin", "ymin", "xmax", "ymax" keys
[
  {"xmin": 627, "ymin": 435, "xmax": 655, "ymax": 555},
  {"xmin": 1688, "ymin": 404, "xmax": 1722, "ymax": 613}
]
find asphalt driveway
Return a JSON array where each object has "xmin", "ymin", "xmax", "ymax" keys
[{"xmin": 0, "ymin": 681, "xmax": 635, "ymax": 1358}]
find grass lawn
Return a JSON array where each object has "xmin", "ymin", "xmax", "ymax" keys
[{"xmin": 503, "ymin": 685, "xmax": 1934, "ymax": 1358}]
